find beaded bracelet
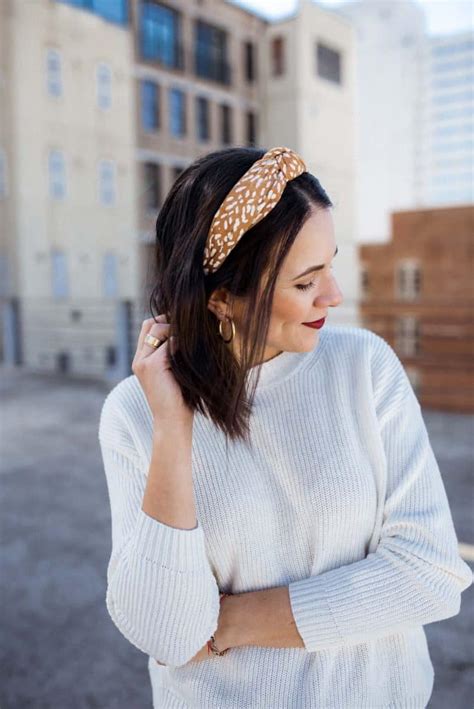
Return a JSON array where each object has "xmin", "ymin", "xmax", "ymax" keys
[{"xmin": 207, "ymin": 592, "xmax": 230, "ymax": 656}]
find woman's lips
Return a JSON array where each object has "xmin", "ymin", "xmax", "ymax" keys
[{"xmin": 302, "ymin": 318, "xmax": 326, "ymax": 329}]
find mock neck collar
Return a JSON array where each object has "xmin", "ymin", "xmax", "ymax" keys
[{"xmin": 245, "ymin": 325, "xmax": 329, "ymax": 391}]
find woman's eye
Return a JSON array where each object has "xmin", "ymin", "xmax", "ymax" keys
[
  {"xmin": 296, "ymin": 281, "xmax": 316, "ymax": 291},
  {"xmin": 296, "ymin": 263, "xmax": 335, "ymax": 291}
]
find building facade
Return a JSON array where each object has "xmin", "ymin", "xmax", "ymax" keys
[
  {"xmin": 359, "ymin": 204, "xmax": 474, "ymax": 412},
  {"xmin": 333, "ymin": 0, "xmax": 427, "ymax": 244},
  {"xmin": 0, "ymin": 0, "xmax": 369, "ymax": 382},
  {"xmin": 261, "ymin": 0, "xmax": 359, "ymax": 327},
  {"xmin": 1, "ymin": 0, "xmax": 139, "ymax": 381},
  {"xmin": 133, "ymin": 0, "xmax": 267, "ymax": 302},
  {"xmin": 419, "ymin": 31, "xmax": 474, "ymax": 207}
]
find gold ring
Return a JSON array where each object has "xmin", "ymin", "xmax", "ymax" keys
[{"xmin": 144, "ymin": 333, "xmax": 164, "ymax": 349}]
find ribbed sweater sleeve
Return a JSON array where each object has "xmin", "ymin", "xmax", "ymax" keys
[
  {"xmin": 288, "ymin": 334, "xmax": 473, "ymax": 652},
  {"xmin": 98, "ymin": 388, "xmax": 220, "ymax": 667}
]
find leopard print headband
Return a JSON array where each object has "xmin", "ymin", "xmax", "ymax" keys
[{"xmin": 202, "ymin": 146, "xmax": 307, "ymax": 275}]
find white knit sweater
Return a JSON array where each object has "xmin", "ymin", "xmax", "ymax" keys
[{"xmin": 98, "ymin": 325, "xmax": 472, "ymax": 708}]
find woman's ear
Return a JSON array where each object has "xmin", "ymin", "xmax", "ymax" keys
[{"xmin": 207, "ymin": 288, "xmax": 230, "ymax": 319}]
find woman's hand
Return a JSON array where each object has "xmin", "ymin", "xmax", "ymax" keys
[
  {"xmin": 154, "ymin": 632, "xmax": 229, "ymax": 667},
  {"xmin": 132, "ymin": 314, "xmax": 193, "ymax": 429},
  {"xmin": 155, "ymin": 595, "xmax": 234, "ymax": 666}
]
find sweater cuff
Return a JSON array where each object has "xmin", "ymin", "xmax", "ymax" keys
[
  {"xmin": 129, "ymin": 507, "xmax": 211, "ymax": 574},
  {"xmin": 288, "ymin": 576, "xmax": 343, "ymax": 649}
]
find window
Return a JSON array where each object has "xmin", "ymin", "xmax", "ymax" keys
[
  {"xmin": 395, "ymin": 317, "xmax": 420, "ymax": 357},
  {"xmin": 432, "ymin": 39, "xmax": 474, "ymax": 57},
  {"xmin": 51, "ymin": 249, "xmax": 69, "ymax": 298},
  {"xmin": 141, "ymin": 80, "xmax": 160, "ymax": 131},
  {"xmin": 195, "ymin": 20, "xmax": 230, "ymax": 84},
  {"xmin": 316, "ymin": 42, "xmax": 342, "ymax": 84},
  {"xmin": 103, "ymin": 251, "xmax": 118, "ymax": 297},
  {"xmin": 140, "ymin": 2, "xmax": 182, "ymax": 69},
  {"xmin": 220, "ymin": 104, "xmax": 232, "ymax": 145},
  {"xmin": 169, "ymin": 88, "xmax": 186, "ymax": 137},
  {"xmin": 56, "ymin": 351, "xmax": 71, "ymax": 373},
  {"xmin": 0, "ymin": 253, "xmax": 9, "ymax": 296},
  {"xmin": 98, "ymin": 160, "xmax": 116, "ymax": 206},
  {"xmin": 432, "ymin": 74, "xmax": 473, "ymax": 90},
  {"xmin": 105, "ymin": 345, "xmax": 117, "ymax": 367},
  {"xmin": 143, "ymin": 162, "xmax": 162, "ymax": 211},
  {"xmin": 360, "ymin": 266, "xmax": 370, "ymax": 298},
  {"xmin": 433, "ymin": 91, "xmax": 474, "ymax": 105},
  {"xmin": 243, "ymin": 41, "xmax": 256, "ymax": 82},
  {"xmin": 246, "ymin": 111, "xmax": 257, "ymax": 146},
  {"xmin": 49, "ymin": 150, "xmax": 66, "ymax": 200},
  {"xmin": 96, "ymin": 62, "xmax": 112, "ymax": 109},
  {"xmin": 56, "ymin": 1, "xmax": 128, "ymax": 26},
  {"xmin": 0, "ymin": 149, "xmax": 7, "ymax": 199},
  {"xmin": 396, "ymin": 260, "xmax": 422, "ymax": 300},
  {"xmin": 271, "ymin": 36, "xmax": 285, "ymax": 77},
  {"xmin": 196, "ymin": 96, "xmax": 210, "ymax": 141},
  {"xmin": 46, "ymin": 48, "xmax": 62, "ymax": 97}
]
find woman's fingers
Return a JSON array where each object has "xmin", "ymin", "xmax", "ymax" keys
[{"xmin": 137, "ymin": 314, "xmax": 168, "ymax": 351}]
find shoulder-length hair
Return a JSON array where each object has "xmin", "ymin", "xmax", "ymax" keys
[{"xmin": 148, "ymin": 146, "xmax": 333, "ymax": 444}]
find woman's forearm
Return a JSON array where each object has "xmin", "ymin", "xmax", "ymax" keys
[
  {"xmin": 225, "ymin": 586, "xmax": 305, "ymax": 650},
  {"xmin": 141, "ymin": 420, "xmax": 198, "ymax": 530}
]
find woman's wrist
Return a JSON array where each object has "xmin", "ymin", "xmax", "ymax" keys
[{"xmin": 213, "ymin": 593, "xmax": 241, "ymax": 651}]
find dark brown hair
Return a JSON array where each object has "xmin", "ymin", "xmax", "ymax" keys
[{"xmin": 148, "ymin": 146, "xmax": 333, "ymax": 444}]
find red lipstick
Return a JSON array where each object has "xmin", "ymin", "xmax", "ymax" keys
[{"xmin": 302, "ymin": 318, "xmax": 326, "ymax": 329}]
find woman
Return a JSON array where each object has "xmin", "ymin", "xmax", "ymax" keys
[{"xmin": 98, "ymin": 146, "xmax": 472, "ymax": 708}]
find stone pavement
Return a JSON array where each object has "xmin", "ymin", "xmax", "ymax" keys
[{"xmin": 0, "ymin": 366, "xmax": 472, "ymax": 708}]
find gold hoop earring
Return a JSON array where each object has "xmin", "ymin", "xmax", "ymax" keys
[{"xmin": 218, "ymin": 316, "xmax": 235, "ymax": 344}]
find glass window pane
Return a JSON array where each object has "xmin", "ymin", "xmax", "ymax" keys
[
  {"xmin": 196, "ymin": 96, "xmax": 209, "ymax": 141},
  {"xmin": 195, "ymin": 20, "xmax": 229, "ymax": 84},
  {"xmin": 0, "ymin": 150, "xmax": 7, "ymax": 198},
  {"xmin": 103, "ymin": 251, "xmax": 118, "ymax": 297},
  {"xmin": 97, "ymin": 63, "xmax": 112, "ymax": 109},
  {"xmin": 49, "ymin": 150, "xmax": 66, "ymax": 200},
  {"xmin": 317, "ymin": 42, "xmax": 342, "ymax": 84},
  {"xmin": 99, "ymin": 160, "xmax": 116, "ymax": 205},
  {"xmin": 51, "ymin": 250, "xmax": 69, "ymax": 298},
  {"xmin": 141, "ymin": 80, "xmax": 159, "ymax": 131},
  {"xmin": 46, "ymin": 48, "xmax": 62, "ymax": 97},
  {"xmin": 140, "ymin": 2, "xmax": 180, "ymax": 67},
  {"xmin": 169, "ymin": 88, "xmax": 186, "ymax": 136}
]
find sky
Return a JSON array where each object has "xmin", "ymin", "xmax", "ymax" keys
[{"xmin": 230, "ymin": 0, "xmax": 474, "ymax": 36}]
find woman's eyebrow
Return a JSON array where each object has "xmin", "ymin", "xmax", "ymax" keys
[{"xmin": 291, "ymin": 245, "xmax": 338, "ymax": 281}]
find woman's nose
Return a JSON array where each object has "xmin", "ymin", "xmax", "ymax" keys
[{"xmin": 315, "ymin": 274, "xmax": 343, "ymax": 308}]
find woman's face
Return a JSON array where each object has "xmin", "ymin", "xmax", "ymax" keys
[
  {"xmin": 259, "ymin": 206, "xmax": 343, "ymax": 361},
  {"xmin": 208, "ymin": 207, "xmax": 344, "ymax": 364}
]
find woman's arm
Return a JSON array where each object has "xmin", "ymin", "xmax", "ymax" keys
[
  {"xmin": 142, "ymin": 420, "xmax": 197, "ymax": 529},
  {"xmin": 215, "ymin": 587, "xmax": 305, "ymax": 650},
  {"xmin": 99, "ymin": 388, "xmax": 220, "ymax": 666},
  {"xmin": 224, "ymin": 341, "xmax": 473, "ymax": 652}
]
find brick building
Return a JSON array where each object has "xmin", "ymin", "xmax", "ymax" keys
[{"xmin": 359, "ymin": 205, "xmax": 474, "ymax": 412}]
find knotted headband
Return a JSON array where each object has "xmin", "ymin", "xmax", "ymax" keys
[{"xmin": 202, "ymin": 146, "xmax": 307, "ymax": 275}]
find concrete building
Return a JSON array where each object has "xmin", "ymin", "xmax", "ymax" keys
[
  {"xmin": 419, "ymin": 31, "xmax": 474, "ymax": 207},
  {"xmin": 261, "ymin": 0, "xmax": 360, "ymax": 327},
  {"xmin": 1, "ymin": 0, "xmax": 360, "ymax": 382},
  {"xmin": 134, "ymin": 0, "xmax": 267, "ymax": 302},
  {"xmin": 0, "ymin": 0, "xmax": 139, "ymax": 381},
  {"xmin": 0, "ymin": 0, "xmax": 17, "ymax": 367},
  {"xmin": 329, "ymin": 0, "xmax": 427, "ymax": 245},
  {"xmin": 359, "ymin": 204, "xmax": 474, "ymax": 412}
]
